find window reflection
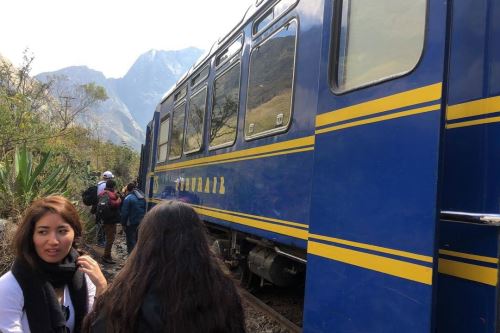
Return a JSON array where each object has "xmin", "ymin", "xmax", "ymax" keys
[
  {"xmin": 253, "ymin": 0, "xmax": 298, "ymax": 35},
  {"xmin": 336, "ymin": 0, "xmax": 426, "ymax": 91},
  {"xmin": 168, "ymin": 103, "xmax": 185, "ymax": 160},
  {"xmin": 185, "ymin": 88, "xmax": 207, "ymax": 153},
  {"xmin": 216, "ymin": 37, "xmax": 243, "ymax": 67},
  {"xmin": 246, "ymin": 21, "xmax": 297, "ymax": 138},
  {"xmin": 210, "ymin": 63, "xmax": 241, "ymax": 148},
  {"xmin": 157, "ymin": 117, "xmax": 170, "ymax": 162}
]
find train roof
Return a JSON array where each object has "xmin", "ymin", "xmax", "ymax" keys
[{"xmin": 159, "ymin": 0, "xmax": 272, "ymax": 105}]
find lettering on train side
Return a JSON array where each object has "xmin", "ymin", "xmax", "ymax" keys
[
  {"xmin": 204, "ymin": 178, "xmax": 210, "ymax": 193},
  {"xmin": 219, "ymin": 177, "xmax": 225, "ymax": 194},
  {"xmin": 153, "ymin": 176, "xmax": 159, "ymax": 193},
  {"xmin": 212, "ymin": 177, "xmax": 218, "ymax": 193},
  {"xmin": 175, "ymin": 176, "xmax": 226, "ymax": 195},
  {"xmin": 191, "ymin": 177, "xmax": 196, "ymax": 192}
]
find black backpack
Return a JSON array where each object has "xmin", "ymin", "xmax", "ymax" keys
[
  {"xmin": 97, "ymin": 192, "xmax": 114, "ymax": 219},
  {"xmin": 82, "ymin": 185, "xmax": 98, "ymax": 206}
]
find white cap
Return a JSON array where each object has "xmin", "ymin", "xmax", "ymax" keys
[{"xmin": 102, "ymin": 171, "xmax": 114, "ymax": 179}]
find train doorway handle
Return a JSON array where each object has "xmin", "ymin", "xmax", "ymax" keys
[{"xmin": 441, "ymin": 210, "xmax": 500, "ymax": 226}]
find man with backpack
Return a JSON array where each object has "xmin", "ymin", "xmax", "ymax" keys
[
  {"xmin": 98, "ymin": 171, "xmax": 114, "ymax": 195},
  {"xmin": 82, "ymin": 170, "xmax": 115, "ymax": 247},
  {"xmin": 96, "ymin": 171, "xmax": 115, "ymax": 246},
  {"xmin": 98, "ymin": 179, "xmax": 122, "ymax": 264},
  {"xmin": 121, "ymin": 182, "xmax": 146, "ymax": 254}
]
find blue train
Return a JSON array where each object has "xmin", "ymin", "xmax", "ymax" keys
[{"xmin": 137, "ymin": 0, "xmax": 500, "ymax": 331}]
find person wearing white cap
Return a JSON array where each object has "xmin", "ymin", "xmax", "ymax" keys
[
  {"xmin": 95, "ymin": 171, "xmax": 114, "ymax": 247},
  {"xmin": 98, "ymin": 171, "xmax": 114, "ymax": 195}
]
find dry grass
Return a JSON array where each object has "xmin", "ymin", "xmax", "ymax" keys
[
  {"xmin": 246, "ymin": 90, "xmax": 292, "ymax": 134},
  {"xmin": 0, "ymin": 221, "xmax": 17, "ymax": 276}
]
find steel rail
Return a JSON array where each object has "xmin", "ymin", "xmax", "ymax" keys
[{"xmin": 239, "ymin": 287, "xmax": 302, "ymax": 333}]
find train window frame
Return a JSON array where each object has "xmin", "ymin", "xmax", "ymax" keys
[
  {"xmin": 209, "ymin": 61, "xmax": 242, "ymax": 151},
  {"xmin": 168, "ymin": 102, "xmax": 186, "ymax": 161},
  {"xmin": 252, "ymin": 0, "xmax": 298, "ymax": 38},
  {"xmin": 148, "ymin": 126, "xmax": 154, "ymax": 168},
  {"xmin": 156, "ymin": 115, "xmax": 170, "ymax": 163},
  {"xmin": 330, "ymin": 0, "xmax": 427, "ymax": 94},
  {"xmin": 190, "ymin": 65, "xmax": 210, "ymax": 89},
  {"xmin": 173, "ymin": 84, "xmax": 187, "ymax": 103},
  {"xmin": 215, "ymin": 35, "xmax": 243, "ymax": 69},
  {"xmin": 183, "ymin": 85, "xmax": 208, "ymax": 155},
  {"xmin": 244, "ymin": 18, "xmax": 299, "ymax": 141}
]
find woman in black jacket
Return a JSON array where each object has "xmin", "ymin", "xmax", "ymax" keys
[
  {"xmin": 83, "ymin": 200, "xmax": 245, "ymax": 333},
  {"xmin": 0, "ymin": 196, "xmax": 107, "ymax": 333}
]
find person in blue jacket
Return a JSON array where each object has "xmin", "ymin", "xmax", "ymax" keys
[{"xmin": 120, "ymin": 182, "xmax": 146, "ymax": 254}]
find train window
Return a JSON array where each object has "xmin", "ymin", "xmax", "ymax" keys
[
  {"xmin": 216, "ymin": 36, "xmax": 243, "ymax": 68},
  {"xmin": 190, "ymin": 66, "xmax": 210, "ymax": 88},
  {"xmin": 245, "ymin": 20, "xmax": 297, "ymax": 139},
  {"xmin": 174, "ymin": 84, "xmax": 187, "ymax": 102},
  {"xmin": 157, "ymin": 116, "xmax": 170, "ymax": 163},
  {"xmin": 148, "ymin": 127, "xmax": 154, "ymax": 167},
  {"xmin": 209, "ymin": 62, "xmax": 241, "ymax": 149},
  {"xmin": 168, "ymin": 103, "xmax": 186, "ymax": 160},
  {"xmin": 184, "ymin": 87, "xmax": 208, "ymax": 154},
  {"xmin": 253, "ymin": 0, "xmax": 298, "ymax": 36},
  {"xmin": 333, "ymin": 0, "xmax": 426, "ymax": 92}
]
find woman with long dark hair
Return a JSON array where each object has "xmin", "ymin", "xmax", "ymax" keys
[
  {"xmin": 0, "ymin": 196, "xmax": 107, "ymax": 333},
  {"xmin": 83, "ymin": 200, "xmax": 245, "ymax": 333}
]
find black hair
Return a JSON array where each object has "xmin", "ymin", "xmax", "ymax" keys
[
  {"xmin": 105, "ymin": 179, "xmax": 116, "ymax": 190},
  {"xmin": 83, "ymin": 201, "xmax": 245, "ymax": 333}
]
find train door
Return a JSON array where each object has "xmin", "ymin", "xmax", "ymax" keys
[
  {"xmin": 303, "ymin": 0, "xmax": 447, "ymax": 332},
  {"xmin": 145, "ymin": 110, "xmax": 160, "ymax": 207},
  {"xmin": 436, "ymin": 0, "xmax": 500, "ymax": 332}
]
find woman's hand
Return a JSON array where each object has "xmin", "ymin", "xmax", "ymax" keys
[{"xmin": 77, "ymin": 255, "xmax": 108, "ymax": 296}]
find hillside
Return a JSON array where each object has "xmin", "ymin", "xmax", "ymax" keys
[{"xmin": 35, "ymin": 47, "xmax": 203, "ymax": 149}]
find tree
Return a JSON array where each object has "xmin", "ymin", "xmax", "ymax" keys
[
  {"xmin": 0, "ymin": 51, "xmax": 108, "ymax": 157},
  {"xmin": 0, "ymin": 51, "xmax": 52, "ymax": 156},
  {"xmin": 47, "ymin": 77, "xmax": 108, "ymax": 130},
  {"xmin": 210, "ymin": 96, "xmax": 238, "ymax": 146}
]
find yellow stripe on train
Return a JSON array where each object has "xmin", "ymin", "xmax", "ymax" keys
[
  {"xmin": 438, "ymin": 258, "xmax": 498, "ymax": 286},
  {"xmin": 155, "ymin": 136, "xmax": 315, "ymax": 172},
  {"xmin": 190, "ymin": 204, "xmax": 308, "ymax": 229},
  {"xmin": 315, "ymin": 82, "xmax": 442, "ymax": 128},
  {"xmin": 316, "ymin": 104, "xmax": 440, "ymax": 135},
  {"xmin": 308, "ymin": 240, "xmax": 433, "ymax": 285},
  {"xmin": 193, "ymin": 206, "xmax": 309, "ymax": 240},
  {"xmin": 309, "ymin": 233, "xmax": 433, "ymax": 263},
  {"xmin": 447, "ymin": 95, "xmax": 500, "ymax": 121}
]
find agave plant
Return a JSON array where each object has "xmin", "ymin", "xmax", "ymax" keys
[{"xmin": 0, "ymin": 146, "xmax": 70, "ymax": 221}]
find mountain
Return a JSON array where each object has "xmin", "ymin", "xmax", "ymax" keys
[
  {"xmin": 36, "ymin": 66, "xmax": 145, "ymax": 149},
  {"xmin": 115, "ymin": 47, "xmax": 203, "ymax": 129},
  {"xmin": 35, "ymin": 47, "xmax": 203, "ymax": 150}
]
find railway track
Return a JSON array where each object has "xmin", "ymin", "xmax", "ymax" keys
[
  {"xmin": 239, "ymin": 287, "xmax": 302, "ymax": 333},
  {"xmin": 210, "ymin": 237, "xmax": 304, "ymax": 332}
]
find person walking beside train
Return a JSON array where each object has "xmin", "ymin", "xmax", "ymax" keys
[
  {"xmin": 97, "ymin": 179, "xmax": 121, "ymax": 264},
  {"xmin": 97, "ymin": 171, "xmax": 114, "ymax": 195},
  {"xmin": 120, "ymin": 182, "xmax": 146, "ymax": 254},
  {"xmin": 82, "ymin": 200, "xmax": 245, "ymax": 333},
  {"xmin": 95, "ymin": 171, "xmax": 115, "ymax": 247}
]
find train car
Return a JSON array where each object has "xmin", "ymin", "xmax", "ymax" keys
[{"xmin": 139, "ymin": 0, "xmax": 500, "ymax": 332}]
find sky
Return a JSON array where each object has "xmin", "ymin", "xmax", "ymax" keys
[{"xmin": 0, "ymin": 0, "xmax": 252, "ymax": 78}]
